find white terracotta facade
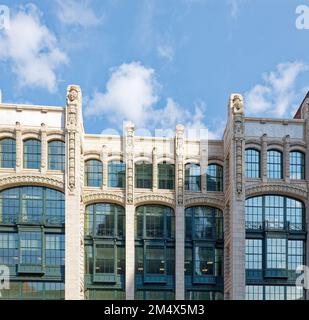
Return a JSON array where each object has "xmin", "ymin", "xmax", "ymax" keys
[{"xmin": 0, "ymin": 85, "xmax": 308, "ymax": 300}]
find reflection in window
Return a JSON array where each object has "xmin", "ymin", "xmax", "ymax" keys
[
  {"xmin": 290, "ymin": 151, "xmax": 305, "ymax": 180},
  {"xmin": 185, "ymin": 163, "xmax": 201, "ymax": 191},
  {"xmin": 0, "ymin": 138, "xmax": 16, "ymax": 168},
  {"xmin": 266, "ymin": 238, "xmax": 286, "ymax": 269},
  {"xmin": 0, "ymin": 233, "xmax": 18, "ymax": 265},
  {"xmin": 85, "ymin": 160, "xmax": 103, "ymax": 187},
  {"xmin": 45, "ymin": 234, "xmax": 65, "ymax": 266},
  {"xmin": 245, "ymin": 149, "xmax": 260, "ymax": 178},
  {"xmin": 24, "ymin": 139, "xmax": 41, "ymax": 169},
  {"xmin": 158, "ymin": 162, "xmax": 175, "ymax": 189},
  {"xmin": 267, "ymin": 150, "xmax": 282, "ymax": 179},
  {"xmin": 0, "ymin": 187, "xmax": 64, "ymax": 225},
  {"xmin": 48, "ymin": 141, "xmax": 65, "ymax": 171},
  {"xmin": 20, "ymin": 232, "xmax": 42, "ymax": 266},
  {"xmin": 135, "ymin": 162, "xmax": 152, "ymax": 188},
  {"xmin": 206, "ymin": 164, "xmax": 223, "ymax": 191},
  {"xmin": 246, "ymin": 239, "xmax": 262, "ymax": 270},
  {"xmin": 85, "ymin": 203, "xmax": 125, "ymax": 238},
  {"xmin": 108, "ymin": 161, "xmax": 126, "ymax": 188}
]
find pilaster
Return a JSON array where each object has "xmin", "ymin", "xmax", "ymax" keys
[
  {"xmin": 283, "ymin": 135, "xmax": 290, "ymax": 182},
  {"xmin": 41, "ymin": 123, "xmax": 47, "ymax": 174},
  {"xmin": 15, "ymin": 122, "xmax": 22, "ymax": 173}
]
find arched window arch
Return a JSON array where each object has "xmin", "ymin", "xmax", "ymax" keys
[
  {"xmin": 0, "ymin": 138, "xmax": 16, "ymax": 168},
  {"xmin": 267, "ymin": 150, "xmax": 283, "ymax": 179},
  {"xmin": 206, "ymin": 164, "xmax": 223, "ymax": 192},
  {"xmin": 185, "ymin": 206, "xmax": 224, "ymax": 300},
  {"xmin": 135, "ymin": 205, "xmax": 175, "ymax": 299},
  {"xmin": 85, "ymin": 159, "xmax": 103, "ymax": 187},
  {"xmin": 84, "ymin": 203, "xmax": 125, "ymax": 299},
  {"xmin": 290, "ymin": 151, "xmax": 305, "ymax": 180},
  {"xmin": 245, "ymin": 195, "xmax": 305, "ymax": 231},
  {"xmin": 23, "ymin": 139, "xmax": 41, "ymax": 169},
  {"xmin": 135, "ymin": 161, "xmax": 152, "ymax": 188},
  {"xmin": 48, "ymin": 140, "xmax": 65, "ymax": 171},
  {"xmin": 108, "ymin": 161, "xmax": 126, "ymax": 188},
  {"xmin": 185, "ymin": 163, "xmax": 201, "ymax": 192},
  {"xmin": 158, "ymin": 162, "xmax": 175, "ymax": 190},
  {"xmin": 0, "ymin": 186, "xmax": 65, "ymax": 225},
  {"xmin": 245, "ymin": 149, "xmax": 260, "ymax": 178}
]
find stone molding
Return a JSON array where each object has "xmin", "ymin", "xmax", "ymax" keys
[
  {"xmin": 83, "ymin": 192, "xmax": 125, "ymax": 206},
  {"xmin": 134, "ymin": 194, "xmax": 175, "ymax": 206},
  {"xmin": 184, "ymin": 194, "xmax": 225, "ymax": 210}
]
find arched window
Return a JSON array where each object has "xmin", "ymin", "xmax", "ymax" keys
[
  {"xmin": 206, "ymin": 164, "xmax": 223, "ymax": 192},
  {"xmin": 85, "ymin": 159, "xmax": 103, "ymax": 187},
  {"xmin": 185, "ymin": 163, "xmax": 201, "ymax": 191},
  {"xmin": 135, "ymin": 205, "xmax": 175, "ymax": 299},
  {"xmin": 135, "ymin": 161, "xmax": 152, "ymax": 189},
  {"xmin": 0, "ymin": 186, "xmax": 65, "ymax": 225},
  {"xmin": 158, "ymin": 162, "xmax": 175, "ymax": 190},
  {"xmin": 185, "ymin": 206, "xmax": 224, "ymax": 300},
  {"xmin": 245, "ymin": 195, "xmax": 306, "ymax": 300},
  {"xmin": 245, "ymin": 149, "xmax": 260, "ymax": 178},
  {"xmin": 108, "ymin": 161, "xmax": 126, "ymax": 188},
  {"xmin": 290, "ymin": 151, "xmax": 305, "ymax": 180},
  {"xmin": 85, "ymin": 203, "xmax": 125, "ymax": 237},
  {"xmin": 23, "ymin": 139, "xmax": 41, "ymax": 169},
  {"xmin": 84, "ymin": 203, "xmax": 125, "ymax": 300},
  {"xmin": 0, "ymin": 138, "xmax": 16, "ymax": 168},
  {"xmin": 48, "ymin": 140, "xmax": 65, "ymax": 171},
  {"xmin": 245, "ymin": 195, "xmax": 304, "ymax": 231},
  {"xmin": 267, "ymin": 150, "xmax": 282, "ymax": 179}
]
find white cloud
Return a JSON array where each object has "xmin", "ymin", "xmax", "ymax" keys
[
  {"xmin": 245, "ymin": 61, "xmax": 309, "ymax": 118},
  {"xmin": 86, "ymin": 61, "xmax": 211, "ymax": 135},
  {"xmin": 227, "ymin": 0, "xmax": 249, "ymax": 18},
  {"xmin": 157, "ymin": 44, "xmax": 174, "ymax": 62},
  {"xmin": 56, "ymin": 0, "xmax": 102, "ymax": 27},
  {"xmin": 0, "ymin": 4, "xmax": 68, "ymax": 92}
]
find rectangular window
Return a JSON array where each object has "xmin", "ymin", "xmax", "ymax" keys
[
  {"xmin": 158, "ymin": 163, "xmax": 175, "ymax": 190},
  {"xmin": 23, "ymin": 139, "xmax": 41, "ymax": 169},
  {"xmin": 0, "ymin": 232, "xmax": 18, "ymax": 265},
  {"xmin": 48, "ymin": 141, "xmax": 65, "ymax": 171},
  {"xmin": 21, "ymin": 187, "xmax": 43, "ymax": 223},
  {"xmin": 266, "ymin": 238, "xmax": 286, "ymax": 270},
  {"xmin": 245, "ymin": 149, "xmax": 260, "ymax": 178},
  {"xmin": 286, "ymin": 286, "xmax": 304, "ymax": 300},
  {"xmin": 264, "ymin": 195, "xmax": 284, "ymax": 229},
  {"xmin": 245, "ymin": 239, "xmax": 262, "ymax": 270},
  {"xmin": 20, "ymin": 231, "xmax": 42, "ymax": 266},
  {"xmin": 45, "ymin": 234, "xmax": 65, "ymax": 266},
  {"xmin": 145, "ymin": 246, "xmax": 165, "ymax": 275},
  {"xmin": 194, "ymin": 246, "xmax": 214, "ymax": 276},
  {"xmin": 288, "ymin": 240, "xmax": 304, "ymax": 271},
  {"xmin": 146, "ymin": 214, "xmax": 164, "ymax": 238},
  {"xmin": 245, "ymin": 285, "xmax": 263, "ymax": 300},
  {"xmin": 265, "ymin": 286, "xmax": 285, "ymax": 300},
  {"xmin": 95, "ymin": 244, "xmax": 114, "ymax": 274},
  {"xmin": 45, "ymin": 188, "xmax": 65, "ymax": 225},
  {"xmin": 245, "ymin": 196, "xmax": 263, "ymax": 230},
  {"xmin": 267, "ymin": 150, "xmax": 282, "ymax": 179}
]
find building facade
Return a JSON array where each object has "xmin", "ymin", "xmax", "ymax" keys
[{"xmin": 0, "ymin": 85, "xmax": 308, "ymax": 300}]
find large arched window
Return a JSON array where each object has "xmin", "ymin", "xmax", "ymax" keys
[
  {"xmin": 135, "ymin": 205, "xmax": 175, "ymax": 300},
  {"xmin": 185, "ymin": 163, "xmax": 201, "ymax": 192},
  {"xmin": 245, "ymin": 149, "xmax": 260, "ymax": 178},
  {"xmin": 0, "ymin": 186, "xmax": 65, "ymax": 225},
  {"xmin": 158, "ymin": 162, "xmax": 175, "ymax": 190},
  {"xmin": 290, "ymin": 151, "xmax": 305, "ymax": 180},
  {"xmin": 48, "ymin": 140, "xmax": 65, "ymax": 171},
  {"xmin": 245, "ymin": 195, "xmax": 304, "ymax": 231},
  {"xmin": 0, "ymin": 138, "xmax": 16, "ymax": 168},
  {"xmin": 185, "ymin": 206, "xmax": 224, "ymax": 300},
  {"xmin": 23, "ymin": 139, "xmax": 41, "ymax": 169},
  {"xmin": 267, "ymin": 150, "xmax": 282, "ymax": 179},
  {"xmin": 108, "ymin": 161, "xmax": 126, "ymax": 188},
  {"xmin": 85, "ymin": 159, "xmax": 103, "ymax": 187},
  {"xmin": 84, "ymin": 203, "xmax": 125, "ymax": 300},
  {"xmin": 206, "ymin": 164, "xmax": 223, "ymax": 192},
  {"xmin": 245, "ymin": 195, "xmax": 306, "ymax": 300},
  {"xmin": 135, "ymin": 161, "xmax": 152, "ymax": 188}
]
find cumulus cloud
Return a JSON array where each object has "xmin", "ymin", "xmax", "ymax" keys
[
  {"xmin": 0, "ymin": 4, "xmax": 68, "ymax": 92},
  {"xmin": 86, "ymin": 61, "xmax": 212, "ymax": 136},
  {"xmin": 245, "ymin": 61, "xmax": 309, "ymax": 118},
  {"xmin": 56, "ymin": 0, "xmax": 102, "ymax": 28}
]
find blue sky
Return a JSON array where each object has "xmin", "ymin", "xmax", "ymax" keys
[{"xmin": 0, "ymin": 0, "xmax": 309, "ymax": 137}]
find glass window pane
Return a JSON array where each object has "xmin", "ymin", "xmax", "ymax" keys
[
  {"xmin": 108, "ymin": 161, "xmax": 126, "ymax": 188},
  {"xmin": 85, "ymin": 160, "xmax": 102, "ymax": 187},
  {"xmin": 135, "ymin": 162, "xmax": 152, "ymax": 188},
  {"xmin": 185, "ymin": 163, "xmax": 201, "ymax": 191},
  {"xmin": 267, "ymin": 150, "xmax": 282, "ymax": 179},
  {"xmin": 23, "ymin": 139, "xmax": 41, "ymax": 169},
  {"xmin": 290, "ymin": 151, "xmax": 305, "ymax": 180},
  {"xmin": 245, "ymin": 149, "xmax": 260, "ymax": 178},
  {"xmin": 48, "ymin": 141, "xmax": 65, "ymax": 171},
  {"xmin": 0, "ymin": 138, "xmax": 16, "ymax": 168},
  {"xmin": 158, "ymin": 162, "xmax": 175, "ymax": 190},
  {"xmin": 206, "ymin": 164, "xmax": 223, "ymax": 192}
]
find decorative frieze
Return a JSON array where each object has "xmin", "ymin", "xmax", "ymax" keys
[
  {"xmin": 124, "ymin": 123, "xmax": 135, "ymax": 204},
  {"xmin": 175, "ymin": 124, "xmax": 185, "ymax": 205},
  {"xmin": 83, "ymin": 192, "xmax": 125, "ymax": 205}
]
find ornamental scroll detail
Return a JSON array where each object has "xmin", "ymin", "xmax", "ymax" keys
[
  {"xmin": 66, "ymin": 86, "xmax": 79, "ymax": 191},
  {"xmin": 176, "ymin": 124, "xmax": 185, "ymax": 205},
  {"xmin": 125, "ymin": 123, "xmax": 135, "ymax": 204}
]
